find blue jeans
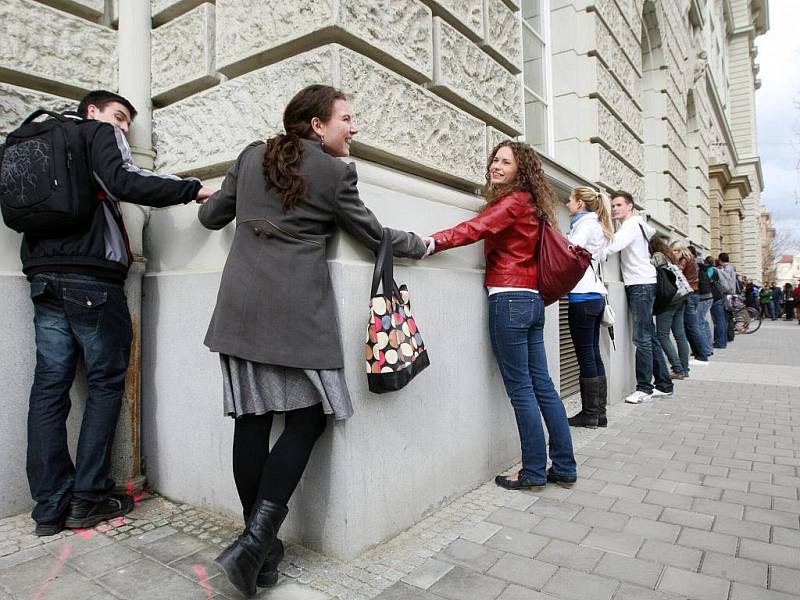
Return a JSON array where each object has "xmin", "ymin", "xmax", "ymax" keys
[
  {"xmin": 625, "ymin": 284, "xmax": 672, "ymax": 395},
  {"xmin": 656, "ymin": 301, "xmax": 689, "ymax": 374},
  {"xmin": 488, "ymin": 291, "xmax": 576, "ymax": 484},
  {"xmin": 567, "ymin": 298, "xmax": 605, "ymax": 378},
  {"xmin": 772, "ymin": 300, "xmax": 781, "ymax": 319},
  {"xmin": 684, "ymin": 293, "xmax": 709, "ymax": 361},
  {"xmin": 710, "ymin": 298, "xmax": 727, "ymax": 348},
  {"xmin": 696, "ymin": 298, "xmax": 713, "ymax": 355},
  {"xmin": 27, "ymin": 273, "xmax": 133, "ymax": 524}
]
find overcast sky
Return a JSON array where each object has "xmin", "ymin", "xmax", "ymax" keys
[{"xmin": 755, "ymin": 0, "xmax": 800, "ymax": 254}]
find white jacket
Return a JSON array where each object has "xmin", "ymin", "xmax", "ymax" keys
[
  {"xmin": 599, "ymin": 215, "xmax": 657, "ymax": 285},
  {"xmin": 567, "ymin": 212, "xmax": 608, "ymax": 295}
]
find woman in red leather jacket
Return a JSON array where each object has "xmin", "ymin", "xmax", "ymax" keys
[{"xmin": 424, "ymin": 141, "xmax": 577, "ymax": 491}]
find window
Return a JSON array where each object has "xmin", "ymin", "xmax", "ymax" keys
[{"xmin": 521, "ymin": 0, "xmax": 553, "ymax": 154}]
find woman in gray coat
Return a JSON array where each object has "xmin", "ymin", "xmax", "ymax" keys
[{"xmin": 199, "ymin": 85, "xmax": 426, "ymax": 596}]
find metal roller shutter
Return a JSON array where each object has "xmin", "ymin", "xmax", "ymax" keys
[{"xmin": 559, "ymin": 298, "xmax": 580, "ymax": 398}]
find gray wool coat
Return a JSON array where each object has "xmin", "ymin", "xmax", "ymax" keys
[{"xmin": 198, "ymin": 138, "xmax": 426, "ymax": 370}]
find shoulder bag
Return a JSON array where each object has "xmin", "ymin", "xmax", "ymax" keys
[
  {"xmin": 365, "ymin": 230, "xmax": 430, "ymax": 394},
  {"xmin": 536, "ymin": 217, "xmax": 593, "ymax": 305}
]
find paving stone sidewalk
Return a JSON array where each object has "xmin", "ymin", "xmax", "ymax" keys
[{"xmin": 1, "ymin": 320, "xmax": 798, "ymax": 600}]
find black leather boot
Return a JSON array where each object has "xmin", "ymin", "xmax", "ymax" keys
[
  {"xmin": 597, "ymin": 375, "xmax": 608, "ymax": 427},
  {"xmin": 216, "ymin": 499, "xmax": 288, "ymax": 597},
  {"xmin": 568, "ymin": 377, "xmax": 599, "ymax": 428},
  {"xmin": 242, "ymin": 510, "xmax": 285, "ymax": 588}
]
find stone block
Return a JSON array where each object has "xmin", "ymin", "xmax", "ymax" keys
[
  {"xmin": 153, "ymin": 46, "xmax": 336, "ymax": 175},
  {"xmin": 486, "ymin": 554, "xmax": 558, "ymax": 590},
  {"xmin": 700, "ymin": 553, "xmax": 767, "ymax": 587},
  {"xmin": 657, "ymin": 567, "xmax": 730, "ymax": 600},
  {"xmin": 677, "ymin": 528, "xmax": 738, "ymax": 555},
  {"xmin": 595, "ymin": 61, "xmax": 642, "ymax": 134},
  {"xmin": 438, "ymin": 539, "xmax": 504, "ymax": 572},
  {"xmin": 422, "ymin": 0, "xmax": 483, "ymax": 38},
  {"xmin": 581, "ymin": 527, "xmax": 644, "ymax": 557},
  {"xmin": 593, "ymin": 0, "xmax": 641, "ymax": 74},
  {"xmin": 482, "ymin": 0, "xmax": 522, "ymax": 72},
  {"xmin": 151, "ymin": 3, "xmax": 217, "ymax": 104},
  {"xmin": 637, "ymin": 540, "xmax": 702, "ymax": 571},
  {"xmin": 599, "ymin": 146, "xmax": 644, "ymax": 200},
  {"xmin": 596, "ymin": 102, "xmax": 644, "ymax": 173},
  {"xmin": 485, "ymin": 527, "xmax": 550, "ymax": 558},
  {"xmin": 340, "ymin": 48, "xmax": 487, "ymax": 184},
  {"xmin": 542, "ymin": 568, "xmax": 618, "ymax": 600},
  {"xmin": 0, "ymin": 0, "xmax": 117, "ymax": 94},
  {"xmin": 428, "ymin": 566, "xmax": 507, "ymax": 600},
  {"xmin": 216, "ymin": 0, "xmax": 433, "ymax": 81},
  {"xmin": 432, "ymin": 18, "xmax": 523, "ymax": 134},
  {"xmin": 739, "ymin": 540, "xmax": 800, "ymax": 568},
  {"xmin": 594, "ymin": 553, "xmax": 664, "ymax": 588},
  {"xmin": 592, "ymin": 13, "xmax": 639, "ymax": 104},
  {"xmin": 487, "ymin": 126, "xmax": 514, "ymax": 156},
  {"xmin": 401, "ymin": 558, "xmax": 454, "ymax": 590},
  {"xmin": 155, "ymin": 45, "xmax": 488, "ymax": 183},
  {"xmin": 0, "ymin": 83, "xmax": 74, "ymax": 139},
  {"xmin": 536, "ymin": 539, "xmax": 603, "ymax": 572}
]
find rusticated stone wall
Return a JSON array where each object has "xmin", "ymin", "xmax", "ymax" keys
[
  {"xmin": 549, "ymin": 0, "xmax": 763, "ymax": 255},
  {"xmin": 152, "ymin": 0, "xmax": 525, "ymax": 187}
]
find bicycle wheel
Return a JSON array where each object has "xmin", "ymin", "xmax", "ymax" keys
[
  {"xmin": 743, "ymin": 307, "xmax": 762, "ymax": 333},
  {"xmin": 733, "ymin": 308, "xmax": 750, "ymax": 334}
]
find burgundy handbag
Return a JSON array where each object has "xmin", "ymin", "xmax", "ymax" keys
[{"xmin": 536, "ymin": 217, "xmax": 593, "ymax": 305}]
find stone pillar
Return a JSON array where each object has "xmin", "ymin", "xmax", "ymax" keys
[
  {"xmin": 722, "ymin": 175, "xmax": 751, "ymax": 266},
  {"xmin": 109, "ymin": 0, "xmax": 152, "ymax": 494},
  {"xmin": 708, "ymin": 164, "xmax": 731, "ymax": 257}
]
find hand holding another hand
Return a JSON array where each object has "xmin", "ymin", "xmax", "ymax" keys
[{"xmin": 196, "ymin": 186, "xmax": 216, "ymax": 204}]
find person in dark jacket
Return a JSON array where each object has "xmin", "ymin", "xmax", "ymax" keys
[
  {"xmin": 423, "ymin": 141, "xmax": 577, "ymax": 493},
  {"xmin": 199, "ymin": 85, "xmax": 426, "ymax": 597},
  {"xmin": 20, "ymin": 90, "xmax": 213, "ymax": 538}
]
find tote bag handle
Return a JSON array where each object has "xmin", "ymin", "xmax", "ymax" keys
[{"xmin": 370, "ymin": 229, "xmax": 401, "ymax": 299}]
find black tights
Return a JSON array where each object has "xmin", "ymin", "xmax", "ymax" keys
[{"xmin": 232, "ymin": 403, "xmax": 327, "ymax": 519}]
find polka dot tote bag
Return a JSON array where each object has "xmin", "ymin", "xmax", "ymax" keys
[{"xmin": 366, "ymin": 231, "xmax": 430, "ymax": 393}]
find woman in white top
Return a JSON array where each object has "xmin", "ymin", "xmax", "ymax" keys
[
  {"xmin": 599, "ymin": 191, "xmax": 673, "ymax": 404},
  {"xmin": 565, "ymin": 187, "xmax": 613, "ymax": 428}
]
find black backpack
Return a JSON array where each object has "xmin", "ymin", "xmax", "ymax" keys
[
  {"xmin": 707, "ymin": 266, "xmax": 724, "ymax": 301},
  {"xmin": 0, "ymin": 110, "xmax": 97, "ymax": 237},
  {"xmin": 639, "ymin": 224, "xmax": 677, "ymax": 314}
]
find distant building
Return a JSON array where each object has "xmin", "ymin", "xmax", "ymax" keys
[{"xmin": 775, "ymin": 254, "xmax": 800, "ymax": 287}]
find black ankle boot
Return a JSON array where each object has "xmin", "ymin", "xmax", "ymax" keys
[
  {"xmin": 568, "ymin": 377, "xmax": 599, "ymax": 428},
  {"xmin": 597, "ymin": 376, "xmax": 608, "ymax": 427},
  {"xmin": 242, "ymin": 510, "xmax": 285, "ymax": 588},
  {"xmin": 216, "ymin": 500, "xmax": 288, "ymax": 597}
]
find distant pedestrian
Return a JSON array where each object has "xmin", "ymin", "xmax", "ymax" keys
[
  {"xmin": 783, "ymin": 283, "xmax": 795, "ymax": 320},
  {"xmin": 772, "ymin": 283, "xmax": 783, "ymax": 321},
  {"xmin": 691, "ymin": 247, "xmax": 714, "ymax": 360},
  {"xmin": 707, "ymin": 257, "xmax": 728, "ymax": 349},
  {"xmin": 793, "ymin": 283, "xmax": 800, "ymax": 324},
  {"xmin": 651, "ymin": 237, "xmax": 689, "ymax": 379},
  {"xmin": 671, "ymin": 242, "xmax": 709, "ymax": 366},
  {"xmin": 759, "ymin": 285, "xmax": 773, "ymax": 319}
]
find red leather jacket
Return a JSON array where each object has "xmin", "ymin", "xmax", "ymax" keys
[{"xmin": 431, "ymin": 191, "xmax": 541, "ymax": 288}]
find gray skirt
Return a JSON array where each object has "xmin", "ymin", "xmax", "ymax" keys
[{"xmin": 220, "ymin": 354, "xmax": 354, "ymax": 421}]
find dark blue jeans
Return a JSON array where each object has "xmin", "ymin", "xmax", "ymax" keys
[
  {"xmin": 710, "ymin": 298, "xmax": 727, "ymax": 348},
  {"xmin": 695, "ymin": 297, "xmax": 714, "ymax": 358},
  {"xmin": 488, "ymin": 291, "xmax": 576, "ymax": 484},
  {"xmin": 656, "ymin": 301, "xmax": 689, "ymax": 374},
  {"xmin": 27, "ymin": 273, "xmax": 132, "ymax": 524},
  {"xmin": 625, "ymin": 284, "xmax": 672, "ymax": 395},
  {"xmin": 567, "ymin": 298, "xmax": 605, "ymax": 378},
  {"xmin": 684, "ymin": 293, "xmax": 709, "ymax": 361}
]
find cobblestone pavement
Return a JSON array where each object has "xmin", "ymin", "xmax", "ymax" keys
[{"xmin": 1, "ymin": 319, "xmax": 798, "ymax": 599}]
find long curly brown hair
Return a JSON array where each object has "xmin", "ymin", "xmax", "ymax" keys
[
  {"xmin": 482, "ymin": 141, "xmax": 559, "ymax": 229},
  {"xmin": 263, "ymin": 84, "xmax": 348, "ymax": 211}
]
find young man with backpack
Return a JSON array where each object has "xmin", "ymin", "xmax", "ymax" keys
[
  {"xmin": 706, "ymin": 257, "xmax": 728, "ymax": 348},
  {"xmin": 599, "ymin": 191, "xmax": 673, "ymax": 405},
  {"xmin": 1, "ymin": 90, "xmax": 214, "ymax": 536}
]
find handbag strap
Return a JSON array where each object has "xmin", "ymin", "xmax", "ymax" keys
[{"xmin": 370, "ymin": 229, "xmax": 400, "ymax": 298}]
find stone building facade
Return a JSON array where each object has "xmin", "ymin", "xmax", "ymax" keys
[{"xmin": 0, "ymin": 0, "xmax": 767, "ymax": 558}]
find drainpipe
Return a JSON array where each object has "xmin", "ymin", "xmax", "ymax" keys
[{"xmin": 109, "ymin": 0, "xmax": 153, "ymax": 495}]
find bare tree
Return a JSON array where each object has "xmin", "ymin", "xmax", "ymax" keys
[{"xmin": 773, "ymin": 224, "xmax": 800, "ymax": 259}]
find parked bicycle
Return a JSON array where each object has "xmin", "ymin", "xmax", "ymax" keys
[{"xmin": 729, "ymin": 294, "xmax": 762, "ymax": 334}]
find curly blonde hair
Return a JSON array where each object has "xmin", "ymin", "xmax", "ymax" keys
[{"xmin": 482, "ymin": 141, "xmax": 559, "ymax": 229}]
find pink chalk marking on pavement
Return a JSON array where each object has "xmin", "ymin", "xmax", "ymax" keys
[
  {"xmin": 193, "ymin": 564, "xmax": 214, "ymax": 600},
  {"xmin": 32, "ymin": 544, "xmax": 71, "ymax": 600},
  {"xmin": 126, "ymin": 481, "xmax": 146, "ymax": 505}
]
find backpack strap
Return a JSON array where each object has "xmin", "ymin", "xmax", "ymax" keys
[{"xmin": 22, "ymin": 110, "xmax": 70, "ymax": 125}]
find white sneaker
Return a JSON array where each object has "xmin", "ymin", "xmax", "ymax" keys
[
  {"xmin": 689, "ymin": 359, "xmax": 710, "ymax": 366},
  {"xmin": 624, "ymin": 390, "xmax": 652, "ymax": 404},
  {"xmin": 650, "ymin": 388, "xmax": 673, "ymax": 398}
]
